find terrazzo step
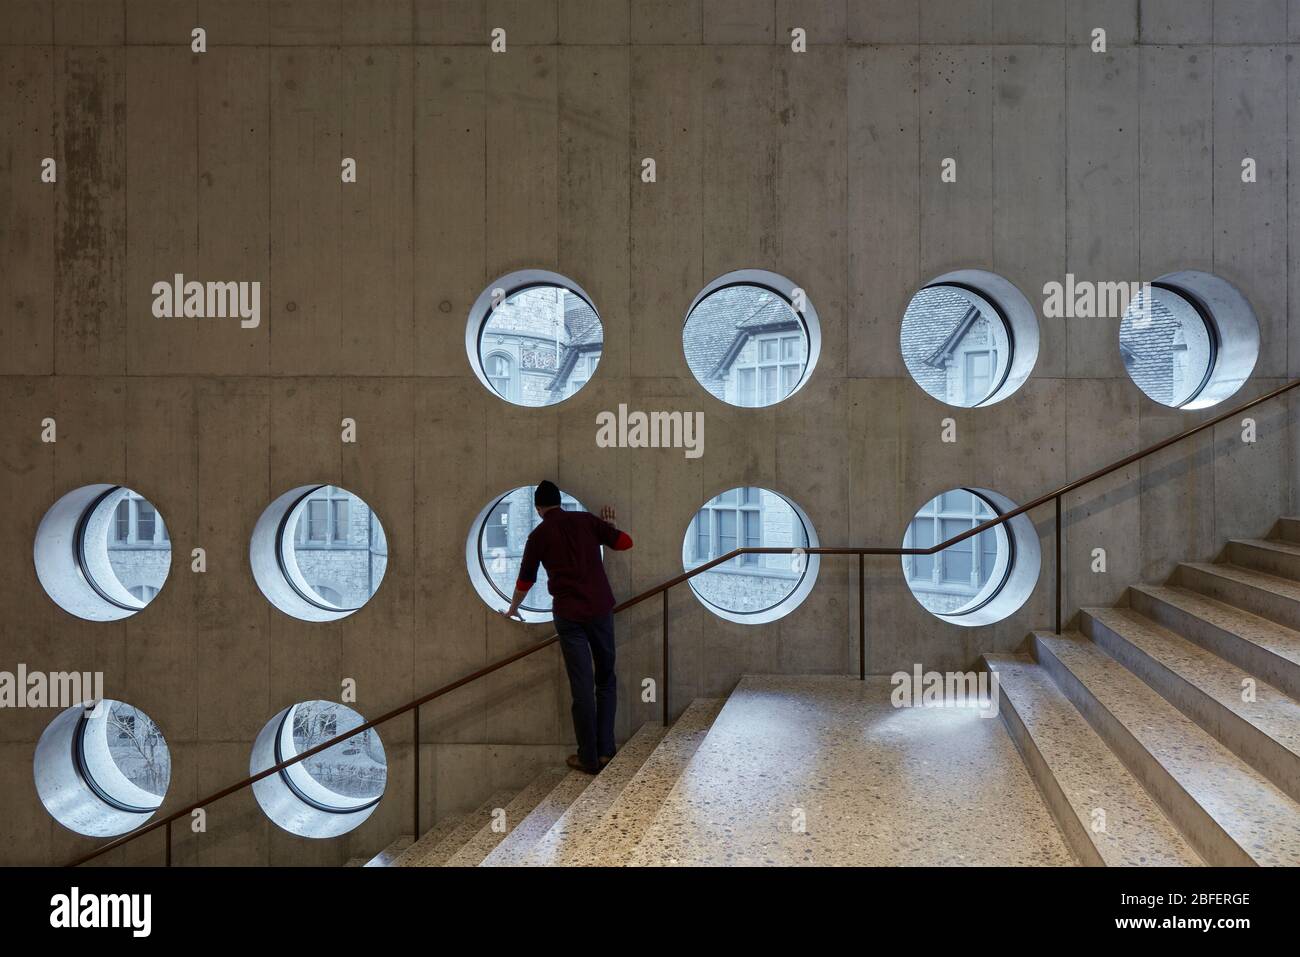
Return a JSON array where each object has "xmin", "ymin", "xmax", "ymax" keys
[
  {"xmin": 557, "ymin": 699, "xmax": 724, "ymax": 867},
  {"xmin": 344, "ymin": 857, "xmax": 367, "ymax": 867},
  {"xmin": 1128, "ymin": 584, "xmax": 1300, "ymax": 701},
  {"xmin": 1227, "ymin": 539, "xmax": 1300, "ymax": 581},
  {"xmin": 1032, "ymin": 631, "xmax": 1300, "ymax": 866},
  {"xmin": 1274, "ymin": 517, "xmax": 1300, "ymax": 544},
  {"xmin": 398, "ymin": 789, "xmax": 516, "ymax": 867},
  {"xmin": 387, "ymin": 813, "xmax": 465, "ymax": 867},
  {"xmin": 479, "ymin": 770, "xmax": 594, "ymax": 866},
  {"xmin": 1174, "ymin": 562, "xmax": 1300, "ymax": 632},
  {"xmin": 361, "ymin": 834, "xmax": 412, "ymax": 867},
  {"xmin": 983, "ymin": 653, "xmax": 1201, "ymax": 866},
  {"xmin": 1081, "ymin": 607, "xmax": 1300, "ymax": 803},
  {"xmin": 521, "ymin": 723, "xmax": 667, "ymax": 866},
  {"xmin": 443, "ymin": 768, "xmax": 569, "ymax": 867},
  {"xmin": 627, "ymin": 674, "xmax": 1075, "ymax": 866}
]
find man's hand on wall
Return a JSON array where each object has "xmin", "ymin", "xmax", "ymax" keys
[{"xmin": 600, "ymin": 505, "xmax": 616, "ymax": 524}]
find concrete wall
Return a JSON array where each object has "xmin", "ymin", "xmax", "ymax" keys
[{"xmin": 0, "ymin": 0, "xmax": 1296, "ymax": 865}]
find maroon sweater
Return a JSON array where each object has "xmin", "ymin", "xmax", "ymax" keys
[{"xmin": 516, "ymin": 509, "xmax": 633, "ymax": 621}]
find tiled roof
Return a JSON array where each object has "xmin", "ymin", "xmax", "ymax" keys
[
  {"xmin": 900, "ymin": 286, "xmax": 986, "ymax": 398},
  {"xmin": 564, "ymin": 295, "xmax": 603, "ymax": 347},
  {"xmin": 1119, "ymin": 295, "xmax": 1206, "ymax": 407},
  {"xmin": 683, "ymin": 285, "xmax": 801, "ymax": 397}
]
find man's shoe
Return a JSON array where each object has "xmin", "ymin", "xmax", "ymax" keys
[
  {"xmin": 566, "ymin": 754, "xmax": 599, "ymax": 774},
  {"xmin": 598, "ymin": 755, "xmax": 614, "ymax": 767}
]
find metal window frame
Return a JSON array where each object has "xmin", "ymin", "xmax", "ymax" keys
[
  {"xmin": 72, "ymin": 706, "xmax": 163, "ymax": 816},
  {"xmin": 275, "ymin": 486, "xmax": 368, "ymax": 613},
  {"xmin": 273, "ymin": 704, "xmax": 383, "ymax": 816}
]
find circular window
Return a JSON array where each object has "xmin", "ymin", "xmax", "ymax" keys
[
  {"xmin": 34, "ymin": 700, "xmax": 171, "ymax": 837},
  {"xmin": 900, "ymin": 269, "xmax": 1038, "ymax": 408},
  {"xmin": 1119, "ymin": 271, "xmax": 1258, "ymax": 410},
  {"xmin": 682, "ymin": 270, "xmax": 820, "ymax": 407},
  {"xmin": 250, "ymin": 485, "xmax": 388, "ymax": 622},
  {"xmin": 465, "ymin": 270, "xmax": 603, "ymax": 407},
  {"xmin": 466, "ymin": 485, "xmax": 590, "ymax": 623},
  {"xmin": 681, "ymin": 486, "xmax": 820, "ymax": 624},
  {"xmin": 34, "ymin": 484, "xmax": 172, "ymax": 621},
  {"xmin": 901, "ymin": 487, "xmax": 1039, "ymax": 627},
  {"xmin": 251, "ymin": 700, "xmax": 386, "ymax": 838}
]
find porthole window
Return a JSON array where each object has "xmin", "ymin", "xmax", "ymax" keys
[
  {"xmin": 34, "ymin": 484, "xmax": 172, "ymax": 621},
  {"xmin": 681, "ymin": 486, "xmax": 820, "ymax": 624},
  {"xmin": 465, "ymin": 270, "xmax": 603, "ymax": 407},
  {"xmin": 250, "ymin": 485, "xmax": 388, "ymax": 622},
  {"xmin": 900, "ymin": 269, "xmax": 1038, "ymax": 408},
  {"xmin": 251, "ymin": 701, "xmax": 386, "ymax": 838},
  {"xmin": 1119, "ymin": 271, "xmax": 1259, "ymax": 410},
  {"xmin": 682, "ymin": 270, "xmax": 820, "ymax": 407},
  {"xmin": 901, "ymin": 487, "xmax": 1040, "ymax": 627},
  {"xmin": 465, "ymin": 485, "xmax": 590, "ymax": 623},
  {"xmin": 34, "ymin": 700, "xmax": 171, "ymax": 837}
]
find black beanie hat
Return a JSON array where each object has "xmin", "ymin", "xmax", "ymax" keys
[{"xmin": 534, "ymin": 480, "xmax": 561, "ymax": 508}]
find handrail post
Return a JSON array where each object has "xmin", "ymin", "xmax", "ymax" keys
[
  {"xmin": 662, "ymin": 590, "xmax": 669, "ymax": 725},
  {"xmin": 858, "ymin": 553, "xmax": 865, "ymax": 680},
  {"xmin": 165, "ymin": 820, "xmax": 171, "ymax": 867},
  {"xmin": 1055, "ymin": 495, "xmax": 1062, "ymax": 635},
  {"xmin": 413, "ymin": 704, "xmax": 420, "ymax": 837}
]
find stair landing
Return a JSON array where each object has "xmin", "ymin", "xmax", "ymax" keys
[{"xmin": 627, "ymin": 675, "xmax": 1075, "ymax": 866}]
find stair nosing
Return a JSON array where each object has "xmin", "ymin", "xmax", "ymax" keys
[
  {"xmin": 478, "ymin": 770, "xmax": 593, "ymax": 867},
  {"xmin": 559, "ymin": 699, "xmax": 725, "ymax": 867},
  {"xmin": 522, "ymin": 723, "xmax": 667, "ymax": 866},
  {"xmin": 443, "ymin": 768, "xmax": 569, "ymax": 867},
  {"xmin": 401, "ymin": 790, "xmax": 514, "ymax": 867},
  {"xmin": 1033, "ymin": 630, "xmax": 1300, "ymax": 866},
  {"xmin": 985, "ymin": 653, "xmax": 1202, "ymax": 867},
  {"xmin": 1082, "ymin": 606, "xmax": 1300, "ymax": 767},
  {"xmin": 1182, "ymin": 561, "xmax": 1300, "ymax": 598}
]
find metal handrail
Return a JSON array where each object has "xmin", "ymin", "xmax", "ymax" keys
[{"xmin": 65, "ymin": 377, "xmax": 1300, "ymax": 867}]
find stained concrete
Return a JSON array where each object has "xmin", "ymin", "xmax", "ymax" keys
[{"xmin": 0, "ymin": 0, "xmax": 1296, "ymax": 865}]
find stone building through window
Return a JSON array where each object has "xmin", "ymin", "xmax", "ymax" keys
[
  {"xmin": 683, "ymin": 285, "xmax": 810, "ymax": 408},
  {"xmin": 477, "ymin": 284, "xmax": 603, "ymax": 406},
  {"xmin": 285, "ymin": 486, "xmax": 388, "ymax": 611},
  {"xmin": 683, "ymin": 487, "xmax": 810, "ymax": 616}
]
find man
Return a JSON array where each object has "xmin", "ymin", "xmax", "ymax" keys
[{"xmin": 502, "ymin": 481, "xmax": 633, "ymax": 774}]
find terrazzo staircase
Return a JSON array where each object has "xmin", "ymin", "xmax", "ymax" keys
[
  {"xmin": 987, "ymin": 517, "xmax": 1300, "ymax": 867},
  {"xmin": 360, "ymin": 700, "xmax": 724, "ymax": 867}
]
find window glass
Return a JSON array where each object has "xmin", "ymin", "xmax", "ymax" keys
[
  {"xmin": 901, "ymin": 285, "xmax": 1012, "ymax": 408},
  {"xmin": 683, "ymin": 285, "xmax": 811, "ymax": 408},
  {"xmin": 1119, "ymin": 286, "xmax": 1215, "ymax": 408},
  {"xmin": 88, "ymin": 488, "xmax": 171, "ymax": 611},
  {"xmin": 286, "ymin": 701, "xmax": 386, "ymax": 806},
  {"xmin": 682, "ymin": 487, "xmax": 811, "ymax": 617},
  {"xmin": 902, "ymin": 489, "xmax": 1010, "ymax": 616},
  {"xmin": 476, "ymin": 284, "xmax": 602, "ymax": 406},
  {"xmin": 281, "ymin": 486, "xmax": 387, "ymax": 612},
  {"xmin": 97, "ymin": 701, "xmax": 170, "ymax": 802}
]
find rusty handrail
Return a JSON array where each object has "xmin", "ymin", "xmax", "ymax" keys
[{"xmin": 66, "ymin": 376, "xmax": 1300, "ymax": 866}]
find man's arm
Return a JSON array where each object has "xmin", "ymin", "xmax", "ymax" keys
[
  {"xmin": 503, "ymin": 585, "xmax": 530, "ymax": 621},
  {"xmin": 593, "ymin": 509, "xmax": 633, "ymax": 551},
  {"xmin": 503, "ymin": 536, "xmax": 541, "ymax": 621}
]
